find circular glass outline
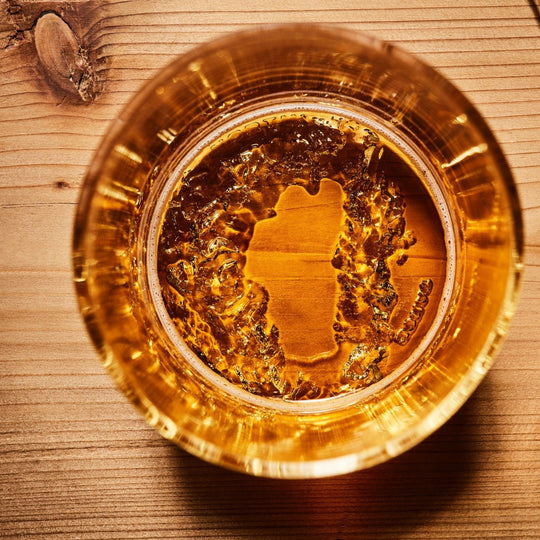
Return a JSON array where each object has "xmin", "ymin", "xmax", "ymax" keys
[{"xmin": 73, "ymin": 24, "xmax": 524, "ymax": 478}]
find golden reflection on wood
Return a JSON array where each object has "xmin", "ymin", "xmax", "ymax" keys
[{"xmin": 245, "ymin": 179, "xmax": 345, "ymax": 361}]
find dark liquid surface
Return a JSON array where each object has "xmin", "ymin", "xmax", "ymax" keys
[{"xmin": 157, "ymin": 116, "xmax": 447, "ymax": 399}]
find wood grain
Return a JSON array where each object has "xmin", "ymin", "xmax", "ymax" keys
[{"xmin": 1, "ymin": 1, "xmax": 539, "ymax": 538}]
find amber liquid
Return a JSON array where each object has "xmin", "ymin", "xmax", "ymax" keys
[{"xmin": 154, "ymin": 112, "xmax": 451, "ymax": 400}]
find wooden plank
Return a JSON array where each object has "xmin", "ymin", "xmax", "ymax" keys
[{"xmin": 0, "ymin": 0, "xmax": 538, "ymax": 538}]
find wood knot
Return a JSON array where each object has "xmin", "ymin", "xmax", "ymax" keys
[
  {"xmin": 54, "ymin": 180, "xmax": 70, "ymax": 189},
  {"xmin": 34, "ymin": 12, "xmax": 101, "ymax": 102}
]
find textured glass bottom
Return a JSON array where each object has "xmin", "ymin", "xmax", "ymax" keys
[{"xmin": 145, "ymin": 100, "xmax": 456, "ymax": 409}]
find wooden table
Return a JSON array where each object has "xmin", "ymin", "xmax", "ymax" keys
[{"xmin": 1, "ymin": 1, "xmax": 539, "ymax": 538}]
